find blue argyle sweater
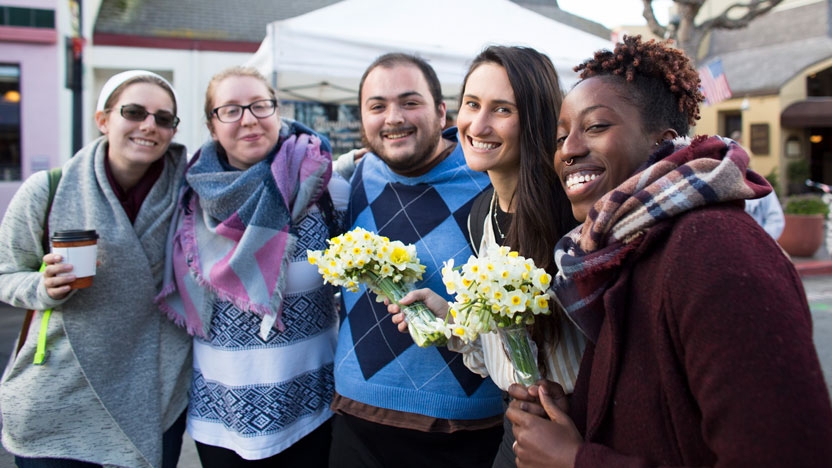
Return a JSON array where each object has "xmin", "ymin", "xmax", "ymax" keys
[{"xmin": 333, "ymin": 131, "xmax": 504, "ymax": 420}]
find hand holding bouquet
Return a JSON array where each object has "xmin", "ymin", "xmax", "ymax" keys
[
  {"xmin": 308, "ymin": 227, "xmax": 448, "ymax": 347},
  {"xmin": 441, "ymin": 245, "xmax": 552, "ymax": 385}
]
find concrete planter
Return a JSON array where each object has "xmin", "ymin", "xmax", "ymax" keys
[{"xmin": 778, "ymin": 214, "xmax": 825, "ymax": 257}]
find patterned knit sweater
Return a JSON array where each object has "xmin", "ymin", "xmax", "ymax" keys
[{"xmin": 333, "ymin": 133, "xmax": 504, "ymax": 420}]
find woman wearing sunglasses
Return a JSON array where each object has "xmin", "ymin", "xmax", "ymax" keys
[
  {"xmin": 0, "ymin": 70, "xmax": 191, "ymax": 467},
  {"xmin": 156, "ymin": 66, "xmax": 348, "ymax": 467}
]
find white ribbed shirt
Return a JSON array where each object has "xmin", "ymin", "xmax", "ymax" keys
[{"xmin": 449, "ymin": 210, "xmax": 586, "ymax": 392}]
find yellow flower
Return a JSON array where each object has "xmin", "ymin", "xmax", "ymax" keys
[
  {"xmin": 307, "ymin": 228, "xmax": 445, "ymax": 345},
  {"xmin": 390, "ymin": 246, "xmax": 410, "ymax": 264},
  {"xmin": 440, "ymin": 244, "xmax": 553, "ymax": 343}
]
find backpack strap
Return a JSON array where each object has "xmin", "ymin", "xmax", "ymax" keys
[
  {"xmin": 41, "ymin": 167, "xmax": 62, "ymax": 253},
  {"xmin": 16, "ymin": 167, "xmax": 62, "ymax": 360},
  {"xmin": 467, "ymin": 186, "xmax": 493, "ymax": 257}
]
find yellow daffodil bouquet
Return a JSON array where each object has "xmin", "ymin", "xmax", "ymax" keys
[
  {"xmin": 441, "ymin": 245, "xmax": 552, "ymax": 385},
  {"xmin": 308, "ymin": 227, "xmax": 448, "ymax": 347}
]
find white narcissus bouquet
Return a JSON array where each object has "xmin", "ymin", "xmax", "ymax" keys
[
  {"xmin": 441, "ymin": 245, "xmax": 552, "ymax": 385},
  {"xmin": 307, "ymin": 227, "xmax": 448, "ymax": 347}
]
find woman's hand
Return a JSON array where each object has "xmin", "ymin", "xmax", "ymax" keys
[
  {"xmin": 507, "ymin": 382, "xmax": 583, "ymax": 468},
  {"xmin": 386, "ymin": 288, "xmax": 449, "ymax": 333},
  {"xmin": 42, "ymin": 253, "xmax": 74, "ymax": 300},
  {"xmin": 508, "ymin": 379, "xmax": 568, "ymax": 418}
]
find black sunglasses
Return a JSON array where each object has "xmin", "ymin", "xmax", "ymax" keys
[{"xmin": 117, "ymin": 104, "xmax": 180, "ymax": 129}]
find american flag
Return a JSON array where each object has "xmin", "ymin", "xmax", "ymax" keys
[{"xmin": 698, "ymin": 59, "xmax": 732, "ymax": 105}]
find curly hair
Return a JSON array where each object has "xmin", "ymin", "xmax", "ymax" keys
[{"xmin": 575, "ymin": 35, "xmax": 704, "ymax": 136}]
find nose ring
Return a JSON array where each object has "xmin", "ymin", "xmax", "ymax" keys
[{"xmin": 564, "ymin": 158, "xmax": 575, "ymax": 166}]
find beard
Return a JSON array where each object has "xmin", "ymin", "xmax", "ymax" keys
[{"xmin": 361, "ymin": 120, "xmax": 445, "ymax": 176}]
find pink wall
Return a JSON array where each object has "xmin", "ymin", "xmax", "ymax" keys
[{"xmin": 0, "ymin": 33, "xmax": 60, "ymax": 221}]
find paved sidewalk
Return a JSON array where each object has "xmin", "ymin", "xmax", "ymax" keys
[{"xmin": 791, "ymin": 243, "xmax": 832, "ymax": 276}]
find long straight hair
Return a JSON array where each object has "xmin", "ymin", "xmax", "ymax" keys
[{"xmin": 461, "ymin": 46, "xmax": 578, "ymax": 375}]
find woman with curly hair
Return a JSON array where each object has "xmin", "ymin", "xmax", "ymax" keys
[{"xmin": 506, "ymin": 35, "xmax": 832, "ymax": 467}]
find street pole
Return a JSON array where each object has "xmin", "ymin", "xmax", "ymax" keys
[{"xmin": 69, "ymin": 0, "xmax": 83, "ymax": 154}]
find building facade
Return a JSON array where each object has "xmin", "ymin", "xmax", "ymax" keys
[
  {"xmin": 0, "ymin": 0, "xmax": 626, "ymax": 219},
  {"xmin": 0, "ymin": 0, "xmax": 340, "ymax": 219},
  {"xmin": 694, "ymin": 0, "xmax": 832, "ymax": 193},
  {"xmin": 0, "ymin": 0, "xmax": 65, "ymax": 219}
]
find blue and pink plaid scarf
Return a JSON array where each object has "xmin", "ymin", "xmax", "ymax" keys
[
  {"xmin": 156, "ymin": 129, "xmax": 331, "ymax": 338},
  {"xmin": 552, "ymin": 136, "xmax": 772, "ymax": 343}
]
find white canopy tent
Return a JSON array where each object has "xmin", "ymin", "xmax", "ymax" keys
[{"xmin": 246, "ymin": 0, "xmax": 613, "ymax": 105}]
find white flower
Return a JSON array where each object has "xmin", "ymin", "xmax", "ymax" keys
[
  {"xmin": 440, "ymin": 246, "xmax": 552, "ymax": 343},
  {"xmin": 307, "ymin": 227, "xmax": 444, "ymax": 347}
]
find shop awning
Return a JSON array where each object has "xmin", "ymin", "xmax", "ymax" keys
[{"xmin": 781, "ymin": 98, "xmax": 832, "ymax": 128}]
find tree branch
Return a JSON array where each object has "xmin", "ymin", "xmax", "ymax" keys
[
  {"xmin": 699, "ymin": 0, "xmax": 784, "ymax": 31},
  {"xmin": 673, "ymin": 0, "xmax": 706, "ymax": 7},
  {"xmin": 642, "ymin": 0, "xmax": 669, "ymax": 38},
  {"xmin": 637, "ymin": 0, "xmax": 783, "ymax": 66}
]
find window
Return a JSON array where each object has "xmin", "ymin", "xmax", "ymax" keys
[
  {"xmin": 807, "ymin": 67, "xmax": 832, "ymax": 97},
  {"xmin": 723, "ymin": 112, "xmax": 742, "ymax": 142},
  {"xmin": 0, "ymin": 64, "xmax": 21, "ymax": 181},
  {"xmin": 0, "ymin": 7, "xmax": 55, "ymax": 28},
  {"xmin": 287, "ymin": 101, "xmax": 362, "ymax": 156}
]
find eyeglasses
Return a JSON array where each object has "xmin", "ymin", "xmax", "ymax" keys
[
  {"xmin": 117, "ymin": 104, "xmax": 180, "ymax": 129},
  {"xmin": 212, "ymin": 99, "xmax": 277, "ymax": 123}
]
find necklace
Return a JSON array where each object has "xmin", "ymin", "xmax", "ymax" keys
[{"xmin": 490, "ymin": 191, "xmax": 511, "ymax": 243}]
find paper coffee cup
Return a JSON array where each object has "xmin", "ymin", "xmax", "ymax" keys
[{"xmin": 51, "ymin": 230, "xmax": 99, "ymax": 289}]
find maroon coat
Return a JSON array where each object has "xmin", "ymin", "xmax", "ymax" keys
[{"xmin": 569, "ymin": 203, "xmax": 832, "ymax": 467}]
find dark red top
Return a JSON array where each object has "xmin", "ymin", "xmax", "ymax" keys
[
  {"xmin": 104, "ymin": 155, "xmax": 165, "ymax": 224},
  {"xmin": 569, "ymin": 204, "xmax": 832, "ymax": 467}
]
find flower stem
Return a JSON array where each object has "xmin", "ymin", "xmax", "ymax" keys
[
  {"xmin": 365, "ymin": 272, "xmax": 447, "ymax": 347},
  {"xmin": 497, "ymin": 325, "xmax": 541, "ymax": 386}
]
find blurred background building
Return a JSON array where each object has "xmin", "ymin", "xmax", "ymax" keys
[
  {"xmin": 693, "ymin": 0, "xmax": 832, "ymax": 195},
  {"xmin": 1, "ymin": 0, "xmax": 829, "ymax": 219}
]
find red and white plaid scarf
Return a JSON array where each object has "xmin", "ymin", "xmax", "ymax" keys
[{"xmin": 553, "ymin": 135, "xmax": 772, "ymax": 342}]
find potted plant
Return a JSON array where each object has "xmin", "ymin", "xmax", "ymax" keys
[
  {"xmin": 777, "ymin": 194, "xmax": 830, "ymax": 257},
  {"xmin": 785, "ymin": 159, "xmax": 810, "ymax": 195},
  {"xmin": 764, "ymin": 168, "xmax": 779, "ymax": 196}
]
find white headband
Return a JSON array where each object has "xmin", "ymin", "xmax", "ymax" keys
[{"xmin": 96, "ymin": 70, "xmax": 178, "ymax": 112}]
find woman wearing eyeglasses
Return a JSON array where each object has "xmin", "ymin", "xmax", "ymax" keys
[
  {"xmin": 155, "ymin": 66, "xmax": 348, "ymax": 467},
  {"xmin": 0, "ymin": 70, "xmax": 191, "ymax": 467}
]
